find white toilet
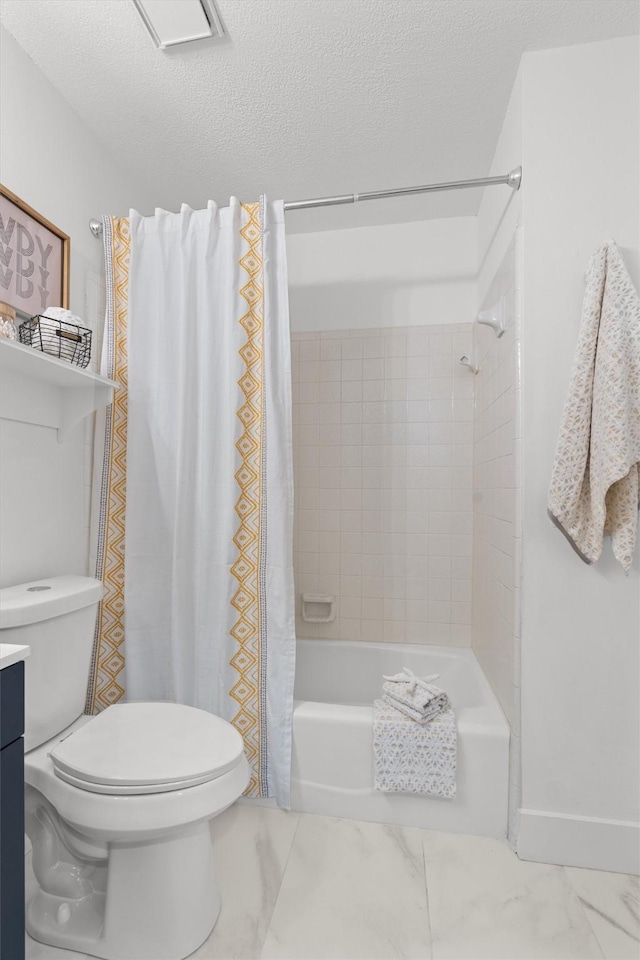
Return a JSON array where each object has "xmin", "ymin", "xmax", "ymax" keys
[{"xmin": 0, "ymin": 575, "xmax": 250, "ymax": 960}]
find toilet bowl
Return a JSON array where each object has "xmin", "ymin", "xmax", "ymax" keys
[
  {"xmin": 0, "ymin": 577, "xmax": 250, "ymax": 960},
  {"xmin": 25, "ymin": 704, "xmax": 249, "ymax": 960}
]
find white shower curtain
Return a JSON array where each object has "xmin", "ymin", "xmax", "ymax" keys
[{"xmin": 124, "ymin": 198, "xmax": 295, "ymax": 805}]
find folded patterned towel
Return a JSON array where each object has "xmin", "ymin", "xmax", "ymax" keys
[
  {"xmin": 374, "ymin": 698, "xmax": 457, "ymax": 798},
  {"xmin": 381, "ymin": 692, "xmax": 449, "ymax": 724},
  {"xmin": 382, "ymin": 666, "xmax": 449, "ymax": 722}
]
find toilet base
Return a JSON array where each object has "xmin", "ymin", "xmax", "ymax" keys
[{"xmin": 26, "ymin": 819, "xmax": 220, "ymax": 960}]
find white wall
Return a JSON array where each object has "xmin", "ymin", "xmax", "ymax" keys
[
  {"xmin": 476, "ymin": 35, "xmax": 639, "ymax": 873},
  {"xmin": 477, "ymin": 69, "xmax": 522, "ymax": 308},
  {"xmin": 286, "ymin": 217, "xmax": 477, "ymax": 332},
  {"xmin": 0, "ymin": 27, "xmax": 154, "ymax": 587},
  {"xmin": 517, "ymin": 36, "xmax": 640, "ymax": 874},
  {"xmin": 475, "ymin": 61, "xmax": 524, "ymax": 847},
  {"xmin": 472, "ymin": 239, "xmax": 521, "ymax": 731}
]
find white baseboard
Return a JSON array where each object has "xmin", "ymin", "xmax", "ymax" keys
[{"xmin": 517, "ymin": 809, "xmax": 639, "ymax": 875}]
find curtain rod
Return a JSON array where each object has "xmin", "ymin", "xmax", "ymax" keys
[{"xmin": 88, "ymin": 166, "xmax": 522, "ymax": 237}]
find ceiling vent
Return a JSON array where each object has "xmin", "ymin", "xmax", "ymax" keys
[{"xmin": 132, "ymin": 0, "xmax": 225, "ymax": 50}]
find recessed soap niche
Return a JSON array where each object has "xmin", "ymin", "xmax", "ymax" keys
[{"xmin": 301, "ymin": 594, "xmax": 335, "ymax": 623}]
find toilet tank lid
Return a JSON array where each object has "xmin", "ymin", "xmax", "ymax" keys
[{"xmin": 0, "ymin": 576, "xmax": 103, "ymax": 629}]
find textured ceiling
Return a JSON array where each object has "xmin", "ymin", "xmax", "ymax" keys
[{"xmin": 1, "ymin": 0, "xmax": 638, "ymax": 231}]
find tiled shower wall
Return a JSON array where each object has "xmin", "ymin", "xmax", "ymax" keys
[
  {"xmin": 291, "ymin": 323, "xmax": 474, "ymax": 646},
  {"xmin": 471, "ymin": 238, "xmax": 522, "ymax": 731}
]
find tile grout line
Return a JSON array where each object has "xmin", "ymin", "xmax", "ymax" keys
[
  {"xmin": 422, "ymin": 838, "xmax": 435, "ymax": 960},
  {"xmin": 257, "ymin": 811, "xmax": 304, "ymax": 960}
]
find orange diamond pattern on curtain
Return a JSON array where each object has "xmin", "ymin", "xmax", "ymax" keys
[
  {"xmin": 229, "ymin": 202, "xmax": 266, "ymax": 797},
  {"xmin": 85, "ymin": 216, "xmax": 129, "ymax": 714}
]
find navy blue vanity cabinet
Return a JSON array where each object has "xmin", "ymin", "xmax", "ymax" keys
[{"xmin": 0, "ymin": 660, "xmax": 26, "ymax": 960}]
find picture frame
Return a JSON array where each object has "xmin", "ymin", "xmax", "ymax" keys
[{"xmin": 0, "ymin": 184, "xmax": 70, "ymax": 319}]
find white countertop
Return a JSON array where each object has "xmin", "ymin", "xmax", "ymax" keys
[{"xmin": 0, "ymin": 643, "xmax": 30, "ymax": 670}]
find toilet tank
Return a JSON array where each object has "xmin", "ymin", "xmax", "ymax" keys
[{"xmin": 0, "ymin": 576, "xmax": 103, "ymax": 751}]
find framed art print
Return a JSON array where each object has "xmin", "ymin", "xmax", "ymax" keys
[{"xmin": 0, "ymin": 185, "xmax": 70, "ymax": 318}]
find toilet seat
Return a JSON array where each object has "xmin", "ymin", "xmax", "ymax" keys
[{"xmin": 48, "ymin": 701, "xmax": 245, "ymax": 796}]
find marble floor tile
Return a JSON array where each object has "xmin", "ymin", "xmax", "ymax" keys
[
  {"xmin": 564, "ymin": 866, "xmax": 640, "ymax": 960},
  {"xmin": 191, "ymin": 802, "xmax": 300, "ymax": 959},
  {"xmin": 23, "ymin": 811, "xmax": 637, "ymax": 960},
  {"xmin": 26, "ymin": 934, "xmax": 90, "ymax": 960},
  {"xmin": 261, "ymin": 813, "xmax": 430, "ymax": 960},
  {"xmin": 423, "ymin": 831, "xmax": 603, "ymax": 960}
]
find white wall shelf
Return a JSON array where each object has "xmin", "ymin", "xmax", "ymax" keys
[{"xmin": 0, "ymin": 338, "xmax": 117, "ymax": 441}]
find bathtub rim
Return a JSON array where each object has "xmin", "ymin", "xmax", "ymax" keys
[{"xmin": 294, "ymin": 637, "xmax": 510, "ymax": 739}]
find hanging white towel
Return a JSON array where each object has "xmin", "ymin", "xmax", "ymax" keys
[
  {"xmin": 373, "ymin": 699, "xmax": 456, "ymax": 799},
  {"xmin": 548, "ymin": 242, "xmax": 640, "ymax": 572}
]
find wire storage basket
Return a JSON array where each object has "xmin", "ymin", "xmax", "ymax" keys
[{"xmin": 19, "ymin": 315, "xmax": 92, "ymax": 369}]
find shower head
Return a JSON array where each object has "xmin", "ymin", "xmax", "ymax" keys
[{"xmin": 476, "ymin": 296, "xmax": 506, "ymax": 338}]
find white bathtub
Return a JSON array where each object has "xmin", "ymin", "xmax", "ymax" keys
[{"xmin": 291, "ymin": 639, "xmax": 510, "ymax": 838}]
